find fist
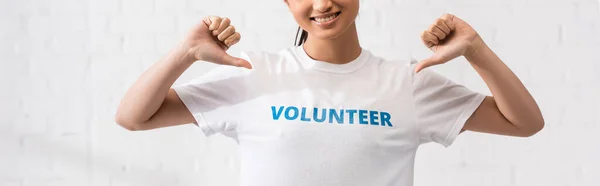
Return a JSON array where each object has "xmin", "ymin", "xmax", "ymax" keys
[
  {"xmin": 416, "ymin": 13, "xmax": 485, "ymax": 73},
  {"xmin": 184, "ymin": 16, "xmax": 251, "ymax": 69}
]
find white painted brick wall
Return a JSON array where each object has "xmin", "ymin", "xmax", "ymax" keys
[{"xmin": 1, "ymin": 0, "xmax": 599, "ymax": 185}]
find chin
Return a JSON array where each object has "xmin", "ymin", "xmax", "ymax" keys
[{"xmin": 310, "ymin": 28, "xmax": 345, "ymax": 40}]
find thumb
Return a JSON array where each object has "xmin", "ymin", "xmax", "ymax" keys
[
  {"xmin": 414, "ymin": 55, "xmax": 443, "ymax": 73},
  {"xmin": 220, "ymin": 54, "xmax": 253, "ymax": 69}
]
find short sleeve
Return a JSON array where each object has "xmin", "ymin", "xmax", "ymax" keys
[
  {"xmin": 409, "ymin": 59, "xmax": 486, "ymax": 147},
  {"xmin": 173, "ymin": 54, "xmax": 255, "ymax": 138}
]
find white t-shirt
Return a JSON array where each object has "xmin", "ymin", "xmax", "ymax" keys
[{"xmin": 173, "ymin": 46, "xmax": 486, "ymax": 186}]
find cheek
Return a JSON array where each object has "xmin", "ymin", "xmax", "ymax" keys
[
  {"xmin": 292, "ymin": 12, "xmax": 313, "ymax": 33},
  {"xmin": 290, "ymin": 8, "xmax": 310, "ymax": 24}
]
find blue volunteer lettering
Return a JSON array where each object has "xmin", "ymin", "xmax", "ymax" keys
[{"xmin": 271, "ymin": 106, "xmax": 393, "ymax": 127}]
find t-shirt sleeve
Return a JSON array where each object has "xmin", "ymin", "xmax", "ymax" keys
[
  {"xmin": 172, "ymin": 55, "xmax": 255, "ymax": 138},
  {"xmin": 409, "ymin": 59, "xmax": 486, "ymax": 147}
]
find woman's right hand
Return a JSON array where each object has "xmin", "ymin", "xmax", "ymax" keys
[{"xmin": 183, "ymin": 16, "xmax": 252, "ymax": 69}]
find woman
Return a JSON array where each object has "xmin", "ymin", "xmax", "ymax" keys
[{"xmin": 115, "ymin": 0, "xmax": 544, "ymax": 185}]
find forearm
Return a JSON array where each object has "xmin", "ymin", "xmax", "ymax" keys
[
  {"xmin": 465, "ymin": 42, "xmax": 544, "ymax": 130},
  {"xmin": 116, "ymin": 44, "xmax": 195, "ymax": 124}
]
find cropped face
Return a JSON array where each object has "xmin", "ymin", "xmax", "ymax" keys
[{"xmin": 285, "ymin": 0, "xmax": 359, "ymax": 40}]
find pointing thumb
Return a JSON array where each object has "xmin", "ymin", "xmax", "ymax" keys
[
  {"xmin": 414, "ymin": 55, "xmax": 442, "ymax": 73},
  {"xmin": 221, "ymin": 54, "xmax": 253, "ymax": 69}
]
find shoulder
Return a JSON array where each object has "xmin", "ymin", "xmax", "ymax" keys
[
  {"xmin": 240, "ymin": 50, "xmax": 285, "ymax": 66},
  {"xmin": 366, "ymin": 51, "xmax": 418, "ymax": 77},
  {"xmin": 181, "ymin": 48, "xmax": 299, "ymax": 86},
  {"xmin": 239, "ymin": 47, "xmax": 303, "ymax": 73}
]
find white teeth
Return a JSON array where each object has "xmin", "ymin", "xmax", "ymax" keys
[{"xmin": 314, "ymin": 14, "xmax": 337, "ymax": 23}]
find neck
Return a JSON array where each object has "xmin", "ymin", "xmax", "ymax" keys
[{"xmin": 303, "ymin": 22, "xmax": 361, "ymax": 65}]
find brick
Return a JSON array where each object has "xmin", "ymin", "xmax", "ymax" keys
[
  {"xmin": 415, "ymin": 163, "xmax": 513, "ymax": 186},
  {"xmin": 560, "ymin": 23, "xmax": 600, "ymax": 45},
  {"xmin": 0, "ymin": 180, "xmax": 22, "ymax": 186},
  {"xmin": 0, "ymin": 86, "xmax": 19, "ymax": 133},
  {"xmin": 0, "ymin": 135, "xmax": 20, "ymax": 179},
  {"xmin": 22, "ymin": 179, "xmax": 88, "ymax": 186},
  {"xmin": 17, "ymin": 135, "xmax": 54, "ymax": 178},
  {"xmin": 573, "ymin": 0, "xmax": 600, "ymax": 23},
  {"xmin": 3, "ymin": 0, "xmax": 600, "ymax": 186},
  {"xmin": 109, "ymin": 14, "xmax": 176, "ymax": 35},
  {"xmin": 154, "ymin": 0, "xmax": 186, "ymax": 14},
  {"xmin": 51, "ymin": 32, "xmax": 88, "ymax": 54},
  {"xmin": 88, "ymin": 0, "xmax": 121, "ymax": 14},
  {"xmin": 5, "ymin": 0, "xmax": 51, "ymax": 15},
  {"xmin": 122, "ymin": 0, "xmax": 154, "ymax": 16},
  {"xmin": 88, "ymin": 35, "xmax": 123, "ymax": 55},
  {"xmin": 514, "ymin": 163, "xmax": 580, "ymax": 186},
  {"xmin": 581, "ymin": 163, "xmax": 600, "ymax": 186},
  {"xmin": 26, "ymin": 15, "xmax": 53, "ymax": 40},
  {"xmin": 49, "ymin": 135, "xmax": 90, "ymax": 180},
  {"xmin": 122, "ymin": 34, "xmax": 156, "ymax": 54},
  {"xmin": 495, "ymin": 21, "xmax": 561, "ymax": 46},
  {"xmin": 154, "ymin": 34, "xmax": 181, "ymax": 55},
  {"xmin": 0, "ymin": 15, "xmax": 26, "ymax": 38},
  {"xmin": 48, "ymin": 0, "xmax": 86, "ymax": 14}
]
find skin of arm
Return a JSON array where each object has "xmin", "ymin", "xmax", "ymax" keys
[
  {"xmin": 462, "ymin": 41, "xmax": 544, "ymax": 137},
  {"xmin": 115, "ymin": 45, "xmax": 197, "ymax": 131},
  {"xmin": 115, "ymin": 16, "xmax": 248, "ymax": 131},
  {"xmin": 417, "ymin": 13, "xmax": 544, "ymax": 137}
]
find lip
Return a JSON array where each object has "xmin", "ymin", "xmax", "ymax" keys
[
  {"xmin": 310, "ymin": 12, "xmax": 341, "ymax": 28},
  {"xmin": 310, "ymin": 11, "xmax": 340, "ymax": 19}
]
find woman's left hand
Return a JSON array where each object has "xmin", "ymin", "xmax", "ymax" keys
[{"xmin": 415, "ymin": 13, "xmax": 486, "ymax": 73}]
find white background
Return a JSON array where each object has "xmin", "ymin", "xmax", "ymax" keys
[{"xmin": 1, "ymin": 0, "xmax": 599, "ymax": 185}]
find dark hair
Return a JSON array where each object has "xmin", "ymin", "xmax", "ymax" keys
[{"xmin": 294, "ymin": 26, "xmax": 308, "ymax": 46}]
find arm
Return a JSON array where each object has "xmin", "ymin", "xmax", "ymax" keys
[
  {"xmin": 115, "ymin": 16, "xmax": 250, "ymax": 131},
  {"xmin": 462, "ymin": 42, "xmax": 544, "ymax": 137},
  {"xmin": 417, "ymin": 13, "xmax": 544, "ymax": 137},
  {"xmin": 115, "ymin": 45, "xmax": 196, "ymax": 131}
]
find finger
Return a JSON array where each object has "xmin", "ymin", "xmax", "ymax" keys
[
  {"xmin": 425, "ymin": 41, "xmax": 436, "ymax": 49},
  {"xmin": 414, "ymin": 55, "xmax": 442, "ymax": 73},
  {"xmin": 421, "ymin": 30, "xmax": 439, "ymax": 45},
  {"xmin": 435, "ymin": 18, "xmax": 451, "ymax": 35},
  {"xmin": 201, "ymin": 17, "xmax": 211, "ymax": 28},
  {"xmin": 219, "ymin": 54, "xmax": 253, "ymax": 69},
  {"xmin": 421, "ymin": 35, "xmax": 435, "ymax": 48},
  {"xmin": 428, "ymin": 24, "xmax": 446, "ymax": 40},
  {"xmin": 414, "ymin": 62, "xmax": 434, "ymax": 73},
  {"xmin": 218, "ymin": 25, "xmax": 236, "ymax": 41},
  {"xmin": 207, "ymin": 16, "xmax": 222, "ymax": 31},
  {"xmin": 440, "ymin": 13, "xmax": 456, "ymax": 31},
  {"xmin": 213, "ymin": 17, "xmax": 231, "ymax": 36},
  {"xmin": 223, "ymin": 32, "xmax": 241, "ymax": 47}
]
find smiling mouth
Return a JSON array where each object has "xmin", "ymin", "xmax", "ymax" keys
[{"xmin": 310, "ymin": 12, "xmax": 341, "ymax": 23}]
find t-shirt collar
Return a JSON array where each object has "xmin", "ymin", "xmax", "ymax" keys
[{"xmin": 295, "ymin": 45, "xmax": 370, "ymax": 74}]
